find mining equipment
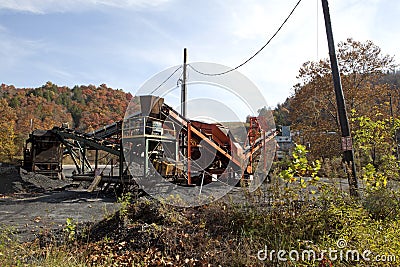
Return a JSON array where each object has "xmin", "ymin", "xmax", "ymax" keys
[{"xmin": 23, "ymin": 95, "xmax": 277, "ymax": 192}]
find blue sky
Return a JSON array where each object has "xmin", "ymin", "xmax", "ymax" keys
[{"xmin": 1, "ymin": 0, "xmax": 399, "ymax": 113}]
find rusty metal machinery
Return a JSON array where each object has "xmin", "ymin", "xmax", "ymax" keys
[
  {"xmin": 23, "ymin": 130, "xmax": 63, "ymax": 178},
  {"xmin": 23, "ymin": 95, "xmax": 276, "ymax": 191}
]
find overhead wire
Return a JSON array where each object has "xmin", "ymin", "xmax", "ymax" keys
[
  {"xmin": 188, "ymin": 0, "xmax": 303, "ymax": 76},
  {"xmin": 150, "ymin": 65, "xmax": 183, "ymax": 94}
]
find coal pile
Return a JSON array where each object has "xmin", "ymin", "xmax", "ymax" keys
[{"xmin": 0, "ymin": 164, "xmax": 71, "ymax": 195}]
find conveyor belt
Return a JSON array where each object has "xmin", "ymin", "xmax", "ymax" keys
[
  {"xmin": 52, "ymin": 127, "xmax": 120, "ymax": 156},
  {"xmin": 162, "ymin": 103, "xmax": 243, "ymax": 168},
  {"xmin": 89, "ymin": 121, "xmax": 122, "ymax": 139}
]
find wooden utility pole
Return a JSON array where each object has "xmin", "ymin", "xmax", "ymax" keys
[
  {"xmin": 180, "ymin": 48, "xmax": 191, "ymax": 184},
  {"xmin": 321, "ymin": 0, "xmax": 359, "ymax": 197},
  {"xmin": 181, "ymin": 48, "xmax": 187, "ymax": 118}
]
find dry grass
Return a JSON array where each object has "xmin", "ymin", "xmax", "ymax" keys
[{"xmin": 2, "ymin": 182, "xmax": 400, "ymax": 266}]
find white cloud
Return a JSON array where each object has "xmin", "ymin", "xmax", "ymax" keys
[
  {"xmin": 229, "ymin": 0, "xmax": 303, "ymax": 40},
  {"xmin": 93, "ymin": 0, "xmax": 170, "ymax": 9},
  {"xmin": 0, "ymin": 0, "xmax": 171, "ymax": 14},
  {"xmin": 232, "ymin": 3, "xmax": 270, "ymax": 39},
  {"xmin": 0, "ymin": 34, "xmax": 44, "ymax": 67},
  {"xmin": 0, "ymin": 24, "xmax": 7, "ymax": 32},
  {"xmin": 213, "ymin": 0, "xmax": 400, "ymax": 106},
  {"xmin": 1, "ymin": 0, "xmax": 398, "ymax": 107}
]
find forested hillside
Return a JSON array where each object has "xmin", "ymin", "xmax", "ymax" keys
[{"xmin": 0, "ymin": 82, "xmax": 132, "ymax": 161}]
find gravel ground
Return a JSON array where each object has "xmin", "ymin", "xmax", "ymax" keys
[
  {"xmin": 0, "ymin": 165, "xmax": 120, "ymax": 242},
  {"xmin": 0, "ymin": 164, "xmax": 358, "ymax": 243}
]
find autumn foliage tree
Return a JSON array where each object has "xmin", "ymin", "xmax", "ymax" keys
[
  {"xmin": 0, "ymin": 98, "xmax": 17, "ymax": 161},
  {"xmin": 0, "ymin": 82, "xmax": 132, "ymax": 161},
  {"xmin": 289, "ymin": 38, "xmax": 397, "ymax": 159}
]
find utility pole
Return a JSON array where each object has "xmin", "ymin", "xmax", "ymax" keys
[
  {"xmin": 321, "ymin": 0, "xmax": 359, "ymax": 197},
  {"xmin": 180, "ymin": 48, "xmax": 191, "ymax": 184},
  {"xmin": 181, "ymin": 48, "xmax": 187, "ymax": 118}
]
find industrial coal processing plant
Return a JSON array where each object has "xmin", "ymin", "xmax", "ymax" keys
[{"xmin": 22, "ymin": 95, "xmax": 277, "ymax": 195}]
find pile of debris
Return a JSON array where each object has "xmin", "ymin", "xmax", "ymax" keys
[{"xmin": 0, "ymin": 163, "xmax": 71, "ymax": 196}]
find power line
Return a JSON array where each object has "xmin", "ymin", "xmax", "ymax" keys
[
  {"xmin": 188, "ymin": 0, "xmax": 303, "ymax": 76},
  {"xmin": 150, "ymin": 65, "xmax": 183, "ymax": 94}
]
